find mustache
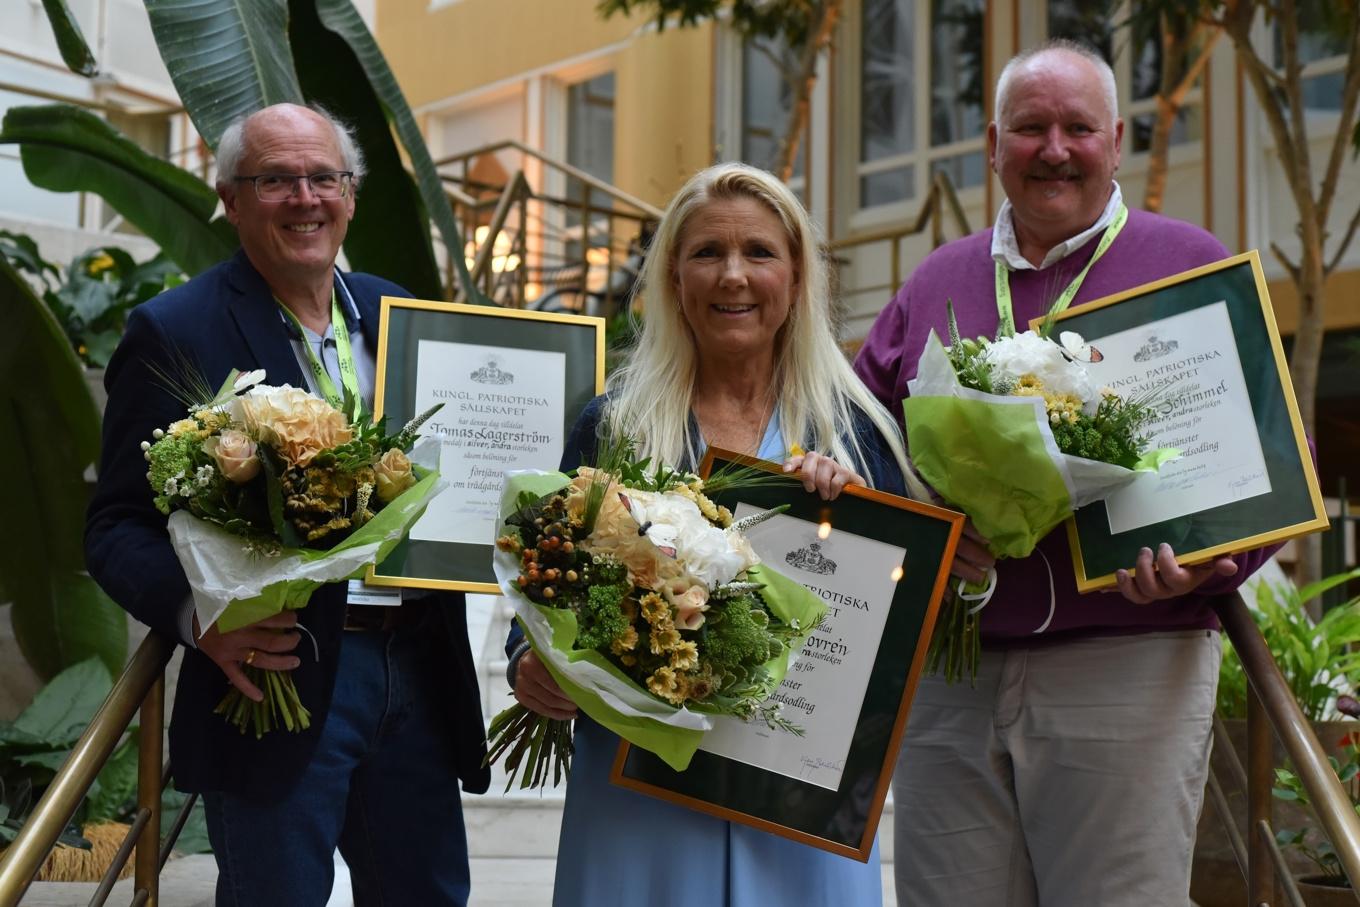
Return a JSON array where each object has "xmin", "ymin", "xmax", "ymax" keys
[{"xmin": 1027, "ymin": 165, "xmax": 1082, "ymax": 179}]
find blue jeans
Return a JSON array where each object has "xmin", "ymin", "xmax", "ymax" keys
[{"xmin": 204, "ymin": 625, "xmax": 470, "ymax": 907}]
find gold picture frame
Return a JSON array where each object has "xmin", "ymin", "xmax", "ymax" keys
[
  {"xmin": 366, "ymin": 297, "xmax": 605, "ymax": 593},
  {"xmin": 1035, "ymin": 251, "xmax": 1328, "ymax": 592}
]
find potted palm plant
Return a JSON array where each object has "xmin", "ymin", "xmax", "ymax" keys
[
  {"xmin": 1272, "ymin": 694, "xmax": 1360, "ymax": 905},
  {"xmin": 1192, "ymin": 568, "xmax": 1360, "ymax": 907}
]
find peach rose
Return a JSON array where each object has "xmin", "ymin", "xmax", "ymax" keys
[
  {"xmin": 663, "ymin": 579, "xmax": 710, "ymax": 630},
  {"xmin": 374, "ymin": 448, "xmax": 415, "ymax": 502},
  {"xmin": 203, "ymin": 429, "xmax": 260, "ymax": 483}
]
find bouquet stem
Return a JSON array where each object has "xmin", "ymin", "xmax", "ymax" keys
[
  {"xmin": 484, "ymin": 703, "xmax": 574, "ymax": 792},
  {"xmin": 926, "ymin": 589, "xmax": 982, "ymax": 685},
  {"xmin": 214, "ymin": 668, "xmax": 312, "ymax": 738}
]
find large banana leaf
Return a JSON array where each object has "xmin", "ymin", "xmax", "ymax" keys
[
  {"xmin": 288, "ymin": 0, "xmax": 441, "ymax": 298},
  {"xmin": 0, "ymin": 255, "xmax": 127, "ymax": 680},
  {"xmin": 310, "ymin": 0, "xmax": 481, "ymax": 302},
  {"xmin": 0, "ymin": 106, "xmax": 236, "ymax": 277},
  {"xmin": 144, "ymin": 0, "xmax": 303, "ymax": 148},
  {"xmin": 39, "ymin": 0, "xmax": 98, "ymax": 77}
]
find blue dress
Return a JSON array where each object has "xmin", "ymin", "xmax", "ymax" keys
[{"xmin": 548, "ymin": 404, "xmax": 884, "ymax": 906}]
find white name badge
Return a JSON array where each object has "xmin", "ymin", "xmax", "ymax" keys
[{"xmin": 346, "ymin": 580, "xmax": 402, "ymax": 607}]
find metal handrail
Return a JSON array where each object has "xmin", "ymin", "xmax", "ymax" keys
[
  {"xmin": 433, "ymin": 139, "xmax": 663, "ymax": 220},
  {"xmin": 828, "ymin": 170, "xmax": 973, "ymax": 298},
  {"xmin": 0, "ymin": 633, "xmax": 175, "ymax": 907},
  {"xmin": 1212, "ymin": 591, "xmax": 1360, "ymax": 901}
]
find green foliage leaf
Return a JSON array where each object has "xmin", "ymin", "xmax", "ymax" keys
[
  {"xmin": 288, "ymin": 0, "xmax": 442, "ymax": 299},
  {"xmin": 83, "ymin": 738, "xmax": 138, "ymax": 824},
  {"xmin": 160, "ymin": 789, "xmax": 212, "ymax": 855},
  {"xmin": 11, "ymin": 658, "xmax": 112, "ymax": 745},
  {"xmin": 0, "ymin": 106, "xmax": 235, "ymax": 276},
  {"xmin": 0, "ymin": 253, "xmax": 127, "ymax": 680},
  {"xmin": 10, "ymin": 573, "xmax": 128, "ymax": 682},
  {"xmin": 144, "ymin": 0, "xmax": 303, "ymax": 148},
  {"xmin": 306, "ymin": 0, "xmax": 481, "ymax": 302},
  {"xmin": 40, "ymin": 0, "xmax": 98, "ymax": 77}
]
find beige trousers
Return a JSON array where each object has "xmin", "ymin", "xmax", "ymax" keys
[{"xmin": 892, "ymin": 631, "xmax": 1221, "ymax": 907}]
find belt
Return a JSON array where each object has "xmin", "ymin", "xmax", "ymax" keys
[{"xmin": 343, "ymin": 600, "xmax": 428, "ymax": 632}]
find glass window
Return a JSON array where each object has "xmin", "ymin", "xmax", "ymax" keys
[
  {"xmin": 861, "ymin": 0, "xmax": 915, "ymax": 207},
  {"xmin": 856, "ymin": 0, "xmax": 985, "ymax": 211},
  {"xmin": 1275, "ymin": 0, "xmax": 1349, "ymax": 115},
  {"xmin": 929, "ymin": 0, "xmax": 984, "ymax": 150},
  {"xmin": 565, "ymin": 72, "xmax": 615, "ymax": 257},
  {"xmin": 1046, "ymin": 0, "xmax": 1116, "ymax": 63},
  {"xmin": 741, "ymin": 38, "xmax": 805, "ymax": 179}
]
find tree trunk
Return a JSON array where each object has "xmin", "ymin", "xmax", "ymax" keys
[
  {"xmin": 773, "ymin": 0, "xmax": 841, "ymax": 183},
  {"xmin": 1143, "ymin": 95, "xmax": 1176, "ymax": 213},
  {"xmin": 1291, "ymin": 247, "xmax": 1327, "ymax": 592},
  {"xmin": 1144, "ymin": 18, "xmax": 1221, "ymax": 213}
]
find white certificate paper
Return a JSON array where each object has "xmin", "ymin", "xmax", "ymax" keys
[
  {"xmin": 408, "ymin": 340, "xmax": 565, "ymax": 546},
  {"xmin": 696, "ymin": 506, "xmax": 905, "ymax": 791},
  {"xmin": 1081, "ymin": 301, "xmax": 1271, "ymax": 533}
]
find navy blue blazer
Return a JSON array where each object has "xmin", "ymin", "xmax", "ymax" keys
[{"xmin": 86, "ymin": 251, "xmax": 489, "ymax": 798}]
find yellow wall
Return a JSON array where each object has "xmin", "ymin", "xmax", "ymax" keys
[
  {"xmin": 613, "ymin": 24, "xmax": 714, "ymax": 207},
  {"xmin": 1268, "ymin": 269, "xmax": 1360, "ymax": 335},
  {"xmin": 378, "ymin": 0, "xmax": 714, "ymax": 210},
  {"xmin": 379, "ymin": 0, "xmax": 638, "ymax": 109}
]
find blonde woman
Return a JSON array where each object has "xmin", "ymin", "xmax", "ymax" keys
[{"xmin": 508, "ymin": 163, "xmax": 923, "ymax": 906}]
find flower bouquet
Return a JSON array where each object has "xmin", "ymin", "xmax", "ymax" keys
[
  {"xmin": 487, "ymin": 450, "xmax": 826, "ymax": 790},
  {"xmin": 142, "ymin": 368, "xmax": 443, "ymax": 736},
  {"xmin": 904, "ymin": 305, "xmax": 1178, "ymax": 681}
]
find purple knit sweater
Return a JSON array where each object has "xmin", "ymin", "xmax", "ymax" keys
[{"xmin": 854, "ymin": 208, "xmax": 1274, "ymax": 643}]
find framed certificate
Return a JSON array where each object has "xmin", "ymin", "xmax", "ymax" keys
[
  {"xmin": 367, "ymin": 298, "xmax": 604, "ymax": 592},
  {"xmin": 610, "ymin": 450, "xmax": 964, "ymax": 861},
  {"xmin": 1038, "ymin": 251, "xmax": 1328, "ymax": 592}
]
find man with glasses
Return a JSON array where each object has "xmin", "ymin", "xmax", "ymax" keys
[{"xmin": 87, "ymin": 103, "xmax": 488, "ymax": 906}]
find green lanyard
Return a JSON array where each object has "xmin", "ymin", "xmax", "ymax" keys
[
  {"xmin": 278, "ymin": 292, "xmax": 363, "ymax": 421},
  {"xmin": 994, "ymin": 203, "xmax": 1128, "ymax": 336}
]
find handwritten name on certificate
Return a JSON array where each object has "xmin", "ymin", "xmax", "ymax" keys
[
  {"xmin": 1082, "ymin": 301, "xmax": 1271, "ymax": 533},
  {"xmin": 408, "ymin": 340, "xmax": 565, "ymax": 546},
  {"xmin": 696, "ymin": 506, "xmax": 905, "ymax": 791}
]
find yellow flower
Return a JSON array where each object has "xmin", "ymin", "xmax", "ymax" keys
[
  {"xmin": 639, "ymin": 592, "xmax": 669, "ymax": 624},
  {"xmin": 669, "ymin": 640, "xmax": 698, "ymax": 671},
  {"xmin": 86, "ymin": 252, "xmax": 115, "ymax": 276},
  {"xmin": 168, "ymin": 418, "xmax": 201, "ymax": 437},
  {"xmin": 650, "ymin": 626, "xmax": 681, "ymax": 655},
  {"xmin": 609, "ymin": 625, "xmax": 639, "ymax": 654},
  {"xmin": 647, "ymin": 666, "xmax": 684, "ymax": 703}
]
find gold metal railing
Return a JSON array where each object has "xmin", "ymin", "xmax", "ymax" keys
[
  {"xmin": 1211, "ymin": 591, "xmax": 1360, "ymax": 903},
  {"xmin": 436, "ymin": 140, "xmax": 660, "ymax": 313},
  {"xmin": 0, "ymin": 633, "xmax": 181, "ymax": 907},
  {"xmin": 828, "ymin": 170, "xmax": 973, "ymax": 304}
]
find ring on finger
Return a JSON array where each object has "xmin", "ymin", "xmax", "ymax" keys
[{"xmin": 243, "ymin": 648, "xmax": 257, "ymax": 667}]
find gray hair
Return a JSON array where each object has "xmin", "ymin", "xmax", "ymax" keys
[
  {"xmin": 214, "ymin": 103, "xmax": 366, "ymax": 187},
  {"xmin": 994, "ymin": 39, "xmax": 1119, "ymax": 126}
]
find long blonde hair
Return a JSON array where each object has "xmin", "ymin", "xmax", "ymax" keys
[{"xmin": 605, "ymin": 162, "xmax": 927, "ymax": 498}]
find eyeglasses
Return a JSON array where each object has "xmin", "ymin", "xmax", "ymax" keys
[{"xmin": 234, "ymin": 171, "xmax": 354, "ymax": 202}]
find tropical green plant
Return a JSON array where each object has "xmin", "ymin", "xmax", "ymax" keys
[
  {"xmin": 0, "ymin": 659, "xmax": 209, "ymax": 857},
  {"xmin": 1218, "ymin": 568, "xmax": 1360, "ymax": 720},
  {"xmin": 1272, "ymin": 695, "xmax": 1360, "ymax": 887},
  {"xmin": 0, "ymin": 253, "xmax": 126, "ymax": 681},
  {"xmin": 0, "ymin": 232, "xmax": 184, "ymax": 368}
]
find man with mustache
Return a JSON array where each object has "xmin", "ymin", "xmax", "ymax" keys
[{"xmin": 855, "ymin": 41, "xmax": 1272, "ymax": 905}]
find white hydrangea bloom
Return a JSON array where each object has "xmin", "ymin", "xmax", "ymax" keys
[{"xmin": 982, "ymin": 331, "xmax": 1096, "ymax": 402}]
